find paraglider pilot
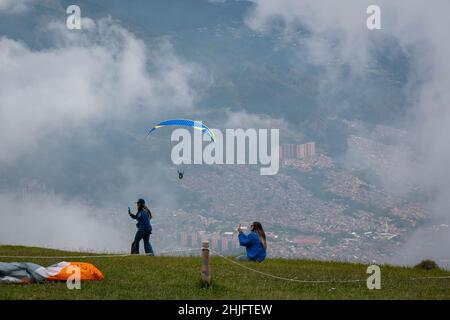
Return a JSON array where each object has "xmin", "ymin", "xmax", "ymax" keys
[
  {"xmin": 128, "ymin": 198, "xmax": 154, "ymax": 256},
  {"xmin": 178, "ymin": 169, "xmax": 184, "ymax": 180}
]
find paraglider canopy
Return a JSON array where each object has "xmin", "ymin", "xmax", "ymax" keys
[
  {"xmin": 147, "ymin": 119, "xmax": 215, "ymax": 142},
  {"xmin": 147, "ymin": 119, "xmax": 214, "ymax": 180}
]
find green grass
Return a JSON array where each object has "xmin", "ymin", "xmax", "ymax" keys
[{"xmin": 1, "ymin": 245, "xmax": 450, "ymax": 300}]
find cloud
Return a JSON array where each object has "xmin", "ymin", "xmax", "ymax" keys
[
  {"xmin": 0, "ymin": 191, "xmax": 131, "ymax": 252},
  {"xmin": 245, "ymin": 0, "xmax": 450, "ymax": 264},
  {"xmin": 0, "ymin": 0, "xmax": 35, "ymax": 13},
  {"xmin": 0, "ymin": 17, "xmax": 203, "ymax": 164},
  {"xmin": 246, "ymin": 0, "xmax": 372, "ymax": 69},
  {"xmin": 223, "ymin": 109, "xmax": 301, "ymax": 144},
  {"xmin": 224, "ymin": 109, "xmax": 287, "ymax": 129},
  {"xmin": 0, "ymin": 16, "xmax": 206, "ymax": 252}
]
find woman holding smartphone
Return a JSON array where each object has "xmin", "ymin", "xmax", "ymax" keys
[
  {"xmin": 128, "ymin": 198, "xmax": 154, "ymax": 256},
  {"xmin": 236, "ymin": 222, "xmax": 267, "ymax": 262}
]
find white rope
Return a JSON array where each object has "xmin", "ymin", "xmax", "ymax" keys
[
  {"xmin": 210, "ymin": 250, "xmax": 450, "ymax": 283},
  {"xmin": 410, "ymin": 276, "xmax": 450, "ymax": 280},
  {"xmin": 209, "ymin": 249, "xmax": 366, "ymax": 283},
  {"xmin": 0, "ymin": 248, "xmax": 201, "ymax": 259}
]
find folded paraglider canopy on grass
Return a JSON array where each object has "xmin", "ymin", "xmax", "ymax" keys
[{"xmin": 0, "ymin": 261, "xmax": 104, "ymax": 284}]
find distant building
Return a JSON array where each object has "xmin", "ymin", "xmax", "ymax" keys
[
  {"xmin": 211, "ymin": 236, "xmax": 219, "ymax": 251},
  {"xmin": 178, "ymin": 231, "xmax": 201, "ymax": 248},
  {"xmin": 191, "ymin": 233, "xmax": 199, "ymax": 248},
  {"xmin": 232, "ymin": 237, "xmax": 240, "ymax": 250},
  {"xmin": 293, "ymin": 237, "xmax": 322, "ymax": 246},
  {"xmin": 280, "ymin": 142, "xmax": 315, "ymax": 161},
  {"xmin": 222, "ymin": 237, "xmax": 229, "ymax": 252},
  {"xmin": 180, "ymin": 232, "xmax": 188, "ymax": 247},
  {"xmin": 177, "ymin": 231, "xmax": 242, "ymax": 254},
  {"xmin": 281, "ymin": 144, "xmax": 295, "ymax": 159},
  {"xmin": 305, "ymin": 142, "xmax": 315, "ymax": 158}
]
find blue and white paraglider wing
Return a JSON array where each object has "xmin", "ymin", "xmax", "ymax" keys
[{"xmin": 147, "ymin": 119, "xmax": 215, "ymax": 141}]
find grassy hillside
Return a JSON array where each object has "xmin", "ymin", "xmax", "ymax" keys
[{"xmin": 1, "ymin": 245, "xmax": 449, "ymax": 300}]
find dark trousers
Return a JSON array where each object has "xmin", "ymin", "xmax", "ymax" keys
[{"xmin": 134, "ymin": 229, "xmax": 154, "ymax": 255}]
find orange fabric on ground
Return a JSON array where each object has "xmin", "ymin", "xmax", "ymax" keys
[{"xmin": 46, "ymin": 262, "xmax": 104, "ymax": 281}]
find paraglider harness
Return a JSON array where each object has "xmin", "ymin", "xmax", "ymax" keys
[{"xmin": 177, "ymin": 169, "xmax": 184, "ymax": 180}]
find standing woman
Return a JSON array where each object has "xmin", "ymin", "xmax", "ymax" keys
[
  {"xmin": 128, "ymin": 198, "xmax": 154, "ymax": 256},
  {"xmin": 236, "ymin": 222, "xmax": 267, "ymax": 262}
]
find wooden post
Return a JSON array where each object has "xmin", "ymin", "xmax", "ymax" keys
[{"xmin": 201, "ymin": 240, "xmax": 211, "ymax": 285}]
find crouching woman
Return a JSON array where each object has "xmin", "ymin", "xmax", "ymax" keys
[{"xmin": 236, "ymin": 222, "xmax": 267, "ymax": 262}]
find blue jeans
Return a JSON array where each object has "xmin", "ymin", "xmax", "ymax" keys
[{"xmin": 134, "ymin": 229, "xmax": 154, "ymax": 255}]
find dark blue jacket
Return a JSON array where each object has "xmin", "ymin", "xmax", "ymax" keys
[
  {"xmin": 130, "ymin": 209, "xmax": 152, "ymax": 232},
  {"xmin": 238, "ymin": 231, "xmax": 266, "ymax": 262}
]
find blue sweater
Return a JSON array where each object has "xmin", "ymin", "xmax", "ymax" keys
[
  {"xmin": 238, "ymin": 231, "xmax": 266, "ymax": 262},
  {"xmin": 130, "ymin": 209, "xmax": 152, "ymax": 232}
]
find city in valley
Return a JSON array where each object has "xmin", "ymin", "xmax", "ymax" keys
[{"xmin": 104, "ymin": 132, "xmax": 439, "ymax": 265}]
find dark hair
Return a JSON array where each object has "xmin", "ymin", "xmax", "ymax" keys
[
  {"xmin": 252, "ymin": 222, "xmax": 267, "ymax": 249},
  {"xmin": 144, "ymin": 205, "xmax": 152, "ymax": 219}
]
